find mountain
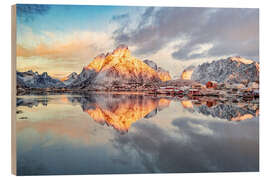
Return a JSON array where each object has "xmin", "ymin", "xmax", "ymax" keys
[
  {"xmin": 62, "ymin": 72, "xmax": 78, "ymax": 85},
  {"xmin": 181, "ymin": 65, "xmax": 195, "ymax": 80},
  {"xmin": 69, "ymin": 45, "xmax": 171, "ymax": 89},
  {"xmin": 181, "ymin": 56, "xmax": 259, "ymax": 85},
  {"xmin": 143, "ymin": 60, "xmax": 172, "ymax": 81},
  {"xmin": 17, "ymin": 70, "xmax": 64, "ymax": 88},
  {"xmin": 68, "ymin": 68, "xmax": 97, "ymax": 88},
  {"xmin": 143, "ymin": 59, "xmax": 157, "ymax": 70}
]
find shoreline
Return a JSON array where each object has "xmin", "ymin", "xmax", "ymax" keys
[{"xmin": 16, "ymin": 88, "xmax": 259, "ymax": 104}]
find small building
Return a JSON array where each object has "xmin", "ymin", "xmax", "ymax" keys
[
  {"xmin": 205, "ymin": 81, "xmax": 218, "ymax": 89},
  {"xmin": 206, "ymin": 101, "xmax": 216, "ymax": 108}
]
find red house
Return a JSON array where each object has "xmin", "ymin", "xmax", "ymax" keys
[{"xmin": 206, "ymin": 81, "xmax": 218, "ymax": 89}]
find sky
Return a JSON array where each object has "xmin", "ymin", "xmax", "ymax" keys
[{"xmin": 16, "ymin": 4, "xmax": 259, "ymax": 79}]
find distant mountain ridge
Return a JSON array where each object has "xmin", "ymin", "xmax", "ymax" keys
[
  {"xmin": 62, "ymin": 72, "xmax": 78, "ymax": 85},
  {"xmin": 17, "ymin": 47, "xmax": 259, "ymax": 90},
  {"xmin": 17, "ymin": 45, "xmax": 172, "ymax": 90},
  {"xmin": 17, "ymin": 70, "xmax": 64, "ymax": 88},
  {"xmin": 181, "ymin": 56, "xmax": 259, "ymax": 85}
]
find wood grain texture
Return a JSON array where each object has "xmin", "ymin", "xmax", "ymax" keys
[{"xmin": 11, "ymin": 4, "xmax": 17, "ymax": 175}]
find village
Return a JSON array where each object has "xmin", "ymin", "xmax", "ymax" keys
[
  {"xmin": 17, "ymin": 78, "xmax": 259, "ymax": 104},
  {"xmin": 152, "ymin": 80, "xmax": 259, "ymax": 102},
  {"xmin": 105, "ymin": 79, "xmax": 259, "ymax": 103}
]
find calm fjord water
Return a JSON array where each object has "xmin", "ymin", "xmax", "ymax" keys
[{"xmin": 16, "ymin": 94, "xmax": 259, "ymax": 175}]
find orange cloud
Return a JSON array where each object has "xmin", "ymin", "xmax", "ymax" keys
[
  {"xmin": 17, "ymin": 30, "xmax": 114, "ymax": 61},
  {"xmin": 16, "ymin": 29, "xmax": 115, "ymax": 78},
  {"xmin": 17, "ymin": 41, "xmax": 100, "ymax": 61}
]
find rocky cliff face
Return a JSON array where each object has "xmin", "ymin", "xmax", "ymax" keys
[
  {"xmin": 69, "ymin": 45, "xmax": 171, "ymax": 89},
  {"xmin": 17, "ymin": 70, "xmax": 64, "ymax": 88},
  {"xmin": 181, "ymin": 65, "xmax": 195, "ymax": 80},
  {"xmin": 190, "ymin": 57, "xmax": 259, "ymax": 84},
  {"xmin": 62, "ymin": 72, "xmax": 78, "ymax": 85},
  {"xmin": 69, "ymin": 68, "xmax": 97, "ymax": 88},
  {"xmin": 143, "ymin": 59, "xmax": 157, "ymax": 70},
  {"xmin": 143, "ymin": 59, "xmax": 172, "ymax": 81}
]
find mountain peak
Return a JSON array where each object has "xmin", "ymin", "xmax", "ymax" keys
[
  {"xmin": 95, "ymin": 53, "xmax": 106, "ymax": 59},
  {"xmin": 228, "ymin": 56, "xmax": 256, "ymax": 65},
  {"xmin": 17, "ymin": 70, "xmax": 64, "ymax": 88},
  {"xmin": 111, "ymin": 44, "xmax": 130, "ymax": 58},
  {"xmin": 181, "ymin": 65, "xmax": 195, "ymax": 80},
  {"xmin": 114, "ymin": 44, "xmax": 128, "ymax": 51},
  {"xmin": 67, "ymin": 72, "xmax": 78, "ymax": 78},
  {"xmin": 85, "ymin": 45, "xmax": 131, "ymax": 72},
  {"xmin": 41, "ymin": 72, "xmax": 48, "ymax": 78},
  {"xmin": 143, "ymin": 60, "xmax": 172, "ymax": 81},
  {"xmin": 190, "ymin": 56, "xmax": 259, "ymax": 84},
  {"xmin": 143, "ymin": 60, "xmax": 157, "ymax": 70},
  {"xmin": 70, "ymin": 44, "xmax": 172, "ymax": 88},
  {"xmin": 86, "ymin": 53, "xmax": 107, "ymax": 72}
]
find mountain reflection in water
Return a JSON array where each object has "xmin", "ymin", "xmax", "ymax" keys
[
  {"xmin": 67, "ymin": 94, "xmax": 171, "ymax": 133},
  {"xmin": 17, "ymin": 94, "xmax": 259, "ymax": 133},
  {"xmin": 180, "ymin": 98, "xmax": 259, "ymax": 122},
  {"xmin": 16, "ymin": 94, "xmax": 259, "ymax": 175}
]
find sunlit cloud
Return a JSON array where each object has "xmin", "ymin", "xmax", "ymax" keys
[
  {"xmin": 17, "ymin": 28, "xmax": 115, "ymax": 61},
  {"xmin": 16, "ymin": 6, "xmax": 259, "ymax": 79},
  {"xmin": 16, "ymin": 25, "xmax": 115, "ymax": 78}
]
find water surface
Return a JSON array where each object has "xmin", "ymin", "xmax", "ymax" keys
[{"xmin": 16, "ymin": 94, "xmax": 259, "ymax": 175}]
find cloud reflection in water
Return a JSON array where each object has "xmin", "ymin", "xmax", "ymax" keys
[{"xmin": 16, "ymin": 94, "xmax": 259, "ymax": 175}]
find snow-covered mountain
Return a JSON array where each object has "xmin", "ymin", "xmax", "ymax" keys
[
  {"xmin": 143, "ymin": 60, "xmax": 172, "ymax": 81},
  {"xmin": 181, "ymin": 56, "xmax": 259, "ymax": 85},
  {"xmin": 68, "ymin": 45, "xmax": 171, "ymax": 89},
  {"xmin": 17, "ymin": 70, "xmax": 64, "ymax": 88},
  {"xmin": 17, "ymin": 45, "xmax": 173, "ymax": 90},
  {"xmin": 62, "ymin": 72, "xmax": 78, "ymax": 86}
]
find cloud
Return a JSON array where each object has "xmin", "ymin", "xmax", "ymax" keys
[
  {"xmin": 113, "ymin": 7, "xmax": 259, "ymax": 61},
  {"xmin": 17, "ymin": 29, "xmax": 114, "ymax": 61},
  {"xmin": 112, "ymin": 117, "xmax": 259, "ymax": 172},
  {"xmin": 16, "ymin": 26, "xmax": 115, "ymax": 78}
]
